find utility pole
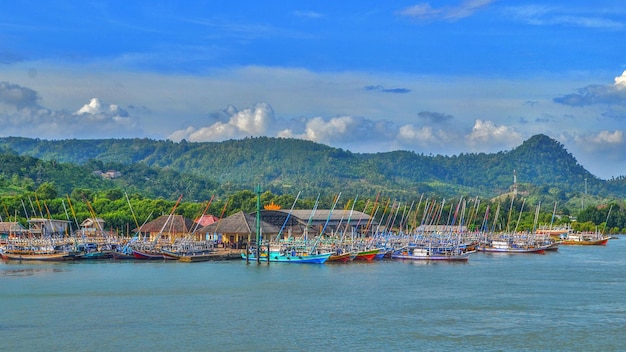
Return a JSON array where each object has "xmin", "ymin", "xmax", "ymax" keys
[
  {"xmin": 255, "ymin": 184, "xmax": 261, "ymax": 264},
  {"xmin": 582, "ymin": 178, "xmax": 587, "ymax": 210}
]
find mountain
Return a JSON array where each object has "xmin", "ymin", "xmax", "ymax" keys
[{"xmin": 0, "ymin": 134, "xmax": 622, "ymax": 202}]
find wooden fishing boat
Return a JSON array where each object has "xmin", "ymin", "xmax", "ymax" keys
[
  {"xmin": 374, "ymin": 248, "xmax": 391, "ymax": 260},
  {"xmin": 161, "ymin": 248, "xmax": 217, "ymax": 262},
  {"xmin": 352, "ymin": 248, "xmax": 379, "ymax": 261},
  {"xmin": 0, "ymin": 249, "xmax": 74, "ymax": 261},
  {"xmin": 327, "ymin": 252, "xmax": 352, "ymax": 263},
  {"xmin": 132, "ymin": 248, "xmax": 173, "ymax": 260},
  {"xmin": 111, "ymin": 251, "xmax": 135, "ymax": 260},
  {"xmin": 242, "ymin": 250, "xmax": 331, "ymax": 264},
  {"xmin": 391, "ymin": 247, "xmax": 469, "ymax": 261},
  {"xmin": 161, "ymin": 248, "xmax": 182, "ymax": 260},
  {"xmin": 477, "ymin": 240, "xmax": 546, "ymax": 254},
  {"xmin": 178, "ymin": 252, "xmax": 216, "ymax": 262},
  {"xmin": 78, "ymin": 250, "xmax": 114, "ymax": 260},
  {"xmin": 559, "ymin": 233, "xmax": 609, "ymax": 246}
]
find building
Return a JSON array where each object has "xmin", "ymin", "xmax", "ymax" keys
[
  {"xmin": 196, "ymin": 208, "xmax": 376, "ymax": 248},
  {"xmin": 27, "ymin": 218, "xmax": 70, "ymax": 237},
  {"xmin": 0, "ymin": 221, "xmax": 26, "ymax": 242},
  {"xmin": 137, "ymin": 215, "xmax": 196, "ymax": 243}
]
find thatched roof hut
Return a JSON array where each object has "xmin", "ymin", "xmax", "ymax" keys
[
  {"xmin": 138, "ymin": 214, "xmax": 196, "ymax": 242},
  {"xmin": 196, "ymin": 211, "xmax": 281, "ymax": 247},
  {"xmin": 198, "ymin": 211, "xmax": 280, "ymax": 235}
]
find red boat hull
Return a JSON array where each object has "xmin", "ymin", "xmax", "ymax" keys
[{"xmin": 353, "ymin": 249, "xmax": 379, "ymax": 261}]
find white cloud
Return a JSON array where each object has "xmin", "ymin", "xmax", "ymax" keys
[
  {"xmin": 0, "ymin": 81, "xmax": 40, "ymax": 110},
  {"xmin": 553, "ymin": 70, "xmax": 626, "ymax": 108},
  {"xmin": 75, "ymin": 98, "xmax": 131, "ymax": 124},
  {"xmin": 569, "ymin": 130, "xmax": 626, "ymax": 178},
  {"xmin": 614, "ymin": 71, "xmax": 626, "ymax": 88},
  {"xmin": 466, "ymin": 119, "xmax": 523, "ymax": 151},
  {"xmin": 397, "ymin": 124, "xmax": 452, "ymax": 148},
  {"xmin": 301, "ymin": 116, "xmax": 358, "ymax": 142},
  {"xmin": 575, "ymin": 130, "xmax": 624, "ymax": 150},
  {"xmin": 169, "ymin": 103, "xmax": 275, "ymax": 142},
  {"xmin": 0, "ymin": 82, "xmax": 138, "ymax": 138}
]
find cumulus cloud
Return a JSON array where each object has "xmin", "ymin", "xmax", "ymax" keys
[
  {"xmin": 170, "ymin": 102, "xmax": 402, "ymax": 150},
  {"xmin": 570, "ymin": 131, "xmax": 626, "ymax": 175},
  {"xmin": 0, "ymin": 81, "xmax": 139, "ymax": 138},
  {"xmin": 575, "ymin": 130, "xmax": 624, "ymax": 151},
  {"xmin": 398, "ymin": 0, "xmax": 494, "ymax": 21},
  {"xmin": 466, "ymin": 119, "xmax": 523, "ymax": 151},
  {"xmin": 75, "ymin": 98, "xmax": 131, "ymax": 124},
  {"xmin": 553, "ymin": 71, "xmax": 626, "ymax": 108},
  {"xmin": 0, "ymin": 81, "xmax": 40, "ymax": 110},
  {"xmin": 169, "ymin": 103, "xmax": 275, "ymax": 142},
  {"xmin": 615, "ymin": 71, "xmax": 626, "ymax": 88},
  {"xmin": 397, "ymin": 124, "xmax": 453, "ymax": 149},
  {"xmin": 279, "ymin": 115, "xmax": 386, "ymax": 144}
]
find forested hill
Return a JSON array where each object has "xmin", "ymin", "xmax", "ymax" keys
[{"xmin": 0, "ymin": 134, "xmax": 623, "ymax": 201}]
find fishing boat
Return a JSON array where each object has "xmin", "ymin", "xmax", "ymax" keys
[
  {"xmin": 161, "ymin": 248, "xmax": 217, "ymax": 262},
  {"xmin": 477, "ymin": 239, "xmax": 546, "ymax": 254},
  {"xmin": 132, "ymin": 248, "xmax": 174, "ymax": 260},
  {"xmin": 242, "ymin": 246, "xmax": 331, "ymax": 264},
  {"xmin": 111, "ymin": 250, "xmax": 135, "ymax": 260},
  {"xmin": 351, "ymin": 248, "xmax": 379, "ymax": 261},
  {"xmin": 327, "ymin": 251, "xmax": 352, "ymax": 263},
  {"xmin": 391, "ymin": 246, "xmax": 469, "ymax": 261},
  {"xmin": 178, "ymin": 251, "xmax": 217, "ymax": 262},
  {"xmin": 0, "ymin": 246, "xmax": 75, "ymax": 261},
  {"xmin": 559, "ymin": 233, "xmax": 610, "ymax": 246}
]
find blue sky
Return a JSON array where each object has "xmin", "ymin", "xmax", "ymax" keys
[{"xmin": 1, "ymin": 0, "xmax": 625, "ymax": 179}]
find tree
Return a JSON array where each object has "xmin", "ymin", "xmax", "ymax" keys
[{"xmin": 35, "ymin": 182, "xmax": 57, "ymax": 200}]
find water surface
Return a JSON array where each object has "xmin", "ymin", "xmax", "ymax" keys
[{"xmin": 2, "ymin": 238, "xmax": 625, "ymax": 351}]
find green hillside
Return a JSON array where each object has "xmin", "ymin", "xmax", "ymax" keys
[{"xmin": 0, "ymin": 134, "xmax": 623, "ymax": 204}]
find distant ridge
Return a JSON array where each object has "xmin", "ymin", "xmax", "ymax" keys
[{"xmin": 0, "ymin": 134, "xmax": 623, "ymax": 201}]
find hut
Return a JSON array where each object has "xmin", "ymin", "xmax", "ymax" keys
[
  {"xmin": 0, "ymin": 221, "xmax": 26, "ymax": 242},
  {"xmin": 79, "ymin": 218, "xmax": 106, "ymax": 235},
  {"xmin": 196, "ymin": 211, "xmax": 281, "ymax": 249},
  {"xmin": 27, "ymin": 218, "xmax": 70, "ymax": 237},
  {"xmin": 137, "ymin": 214, "xmax": 196, "ymax": 243}
]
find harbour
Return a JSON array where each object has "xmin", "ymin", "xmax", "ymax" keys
[{"xmin": 2, "ymin": 236, "xmax": 625, "ymax": 351}]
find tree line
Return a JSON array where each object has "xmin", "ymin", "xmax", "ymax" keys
[{"xmin": 1, "ymin": 185, "xmax": 624, "ymax": 236}]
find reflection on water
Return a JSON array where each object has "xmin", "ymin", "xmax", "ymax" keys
[{"xmin": 1, "ymin": 267, "xmax": 65, "ymax": 277}]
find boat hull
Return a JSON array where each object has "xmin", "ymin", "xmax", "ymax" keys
[
  {"xmin": 132, "ymin": 249, "xmax": 170, "ymax": 260},
  {"xmin": 0, "ymin": 251, "xmax": 74, "ymax": 261},
  {"xmin": 327, "ymin": 253, "xmax": 352, "ymax": 263},
  {"xmin": 478, "ymin": 247, "xmax": 546, "ymax": 254},
  {"xmin": 352, "ymin": 249, "xmax": 379, "ymax": 261},
  {"xmin": 391, "ymin": 253, "xmax": 469, "ymax": 261},
  {"xmin": 178, "ymin": 253, "xmax": 215, "ymax": 262},
  {"xmin": 242, "ymin": 252, "xmax": 331, "ymax": 264},
  {"xmin": 560, "ymin": 238, "xmax": 609, "ymax": 246}
]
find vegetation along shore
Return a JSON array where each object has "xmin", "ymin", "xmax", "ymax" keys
[{"xmin": 1, "ymin": 134, "xmax": 625, "ymax": 263}]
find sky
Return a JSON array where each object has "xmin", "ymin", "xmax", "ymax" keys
[{"xmin": 1, "ymin": 0, "xmax": 625, "ymax": 180}]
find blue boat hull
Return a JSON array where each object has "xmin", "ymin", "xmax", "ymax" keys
[{"xmin": 241, "ymin": 252, "xmax": 331, "ymax": 264}]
